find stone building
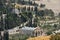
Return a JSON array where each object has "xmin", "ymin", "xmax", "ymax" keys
[{"xmin": 19, "ymin": 26, "xmax": 46, "ymax": 37}]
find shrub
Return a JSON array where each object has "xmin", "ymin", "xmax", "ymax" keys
[{"xmin": 50, "ymin": 34, "xmax": 60, "ymax": 40}]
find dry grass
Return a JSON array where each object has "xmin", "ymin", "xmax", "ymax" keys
[{"xmin": 27, "ymin": 35, "xmax": 51, "ymax": 40}]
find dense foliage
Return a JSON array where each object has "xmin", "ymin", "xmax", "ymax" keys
[{"xmin": 50, "ymin": 34, "xmax": 60, "ymax": 40}]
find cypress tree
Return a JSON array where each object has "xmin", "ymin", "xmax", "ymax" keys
[{"xmin": 3, "ymin": 31, "xmax": 9, "ymax": 40}]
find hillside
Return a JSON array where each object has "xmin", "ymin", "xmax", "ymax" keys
[{"xmin": 0, "ymin": 0, "xmax": 60, "ymax": 35}]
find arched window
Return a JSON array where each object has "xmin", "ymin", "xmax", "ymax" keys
[{"xmin": 27, "ymin": 7, "xmax": 30, "ymax": 11}]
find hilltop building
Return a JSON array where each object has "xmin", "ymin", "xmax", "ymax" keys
[{"xmin": 19, "ymin": 26, "xmax": 46, "ymax": 36}]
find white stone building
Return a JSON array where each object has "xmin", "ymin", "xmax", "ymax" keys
[{"xmin": 19, "ymin": 26, "xmax": 46, "ymax": 36}]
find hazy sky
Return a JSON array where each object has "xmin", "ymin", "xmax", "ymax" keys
[{"xmin": 35, "ymin": 0, "xmax": 60, "ymax": 16}]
